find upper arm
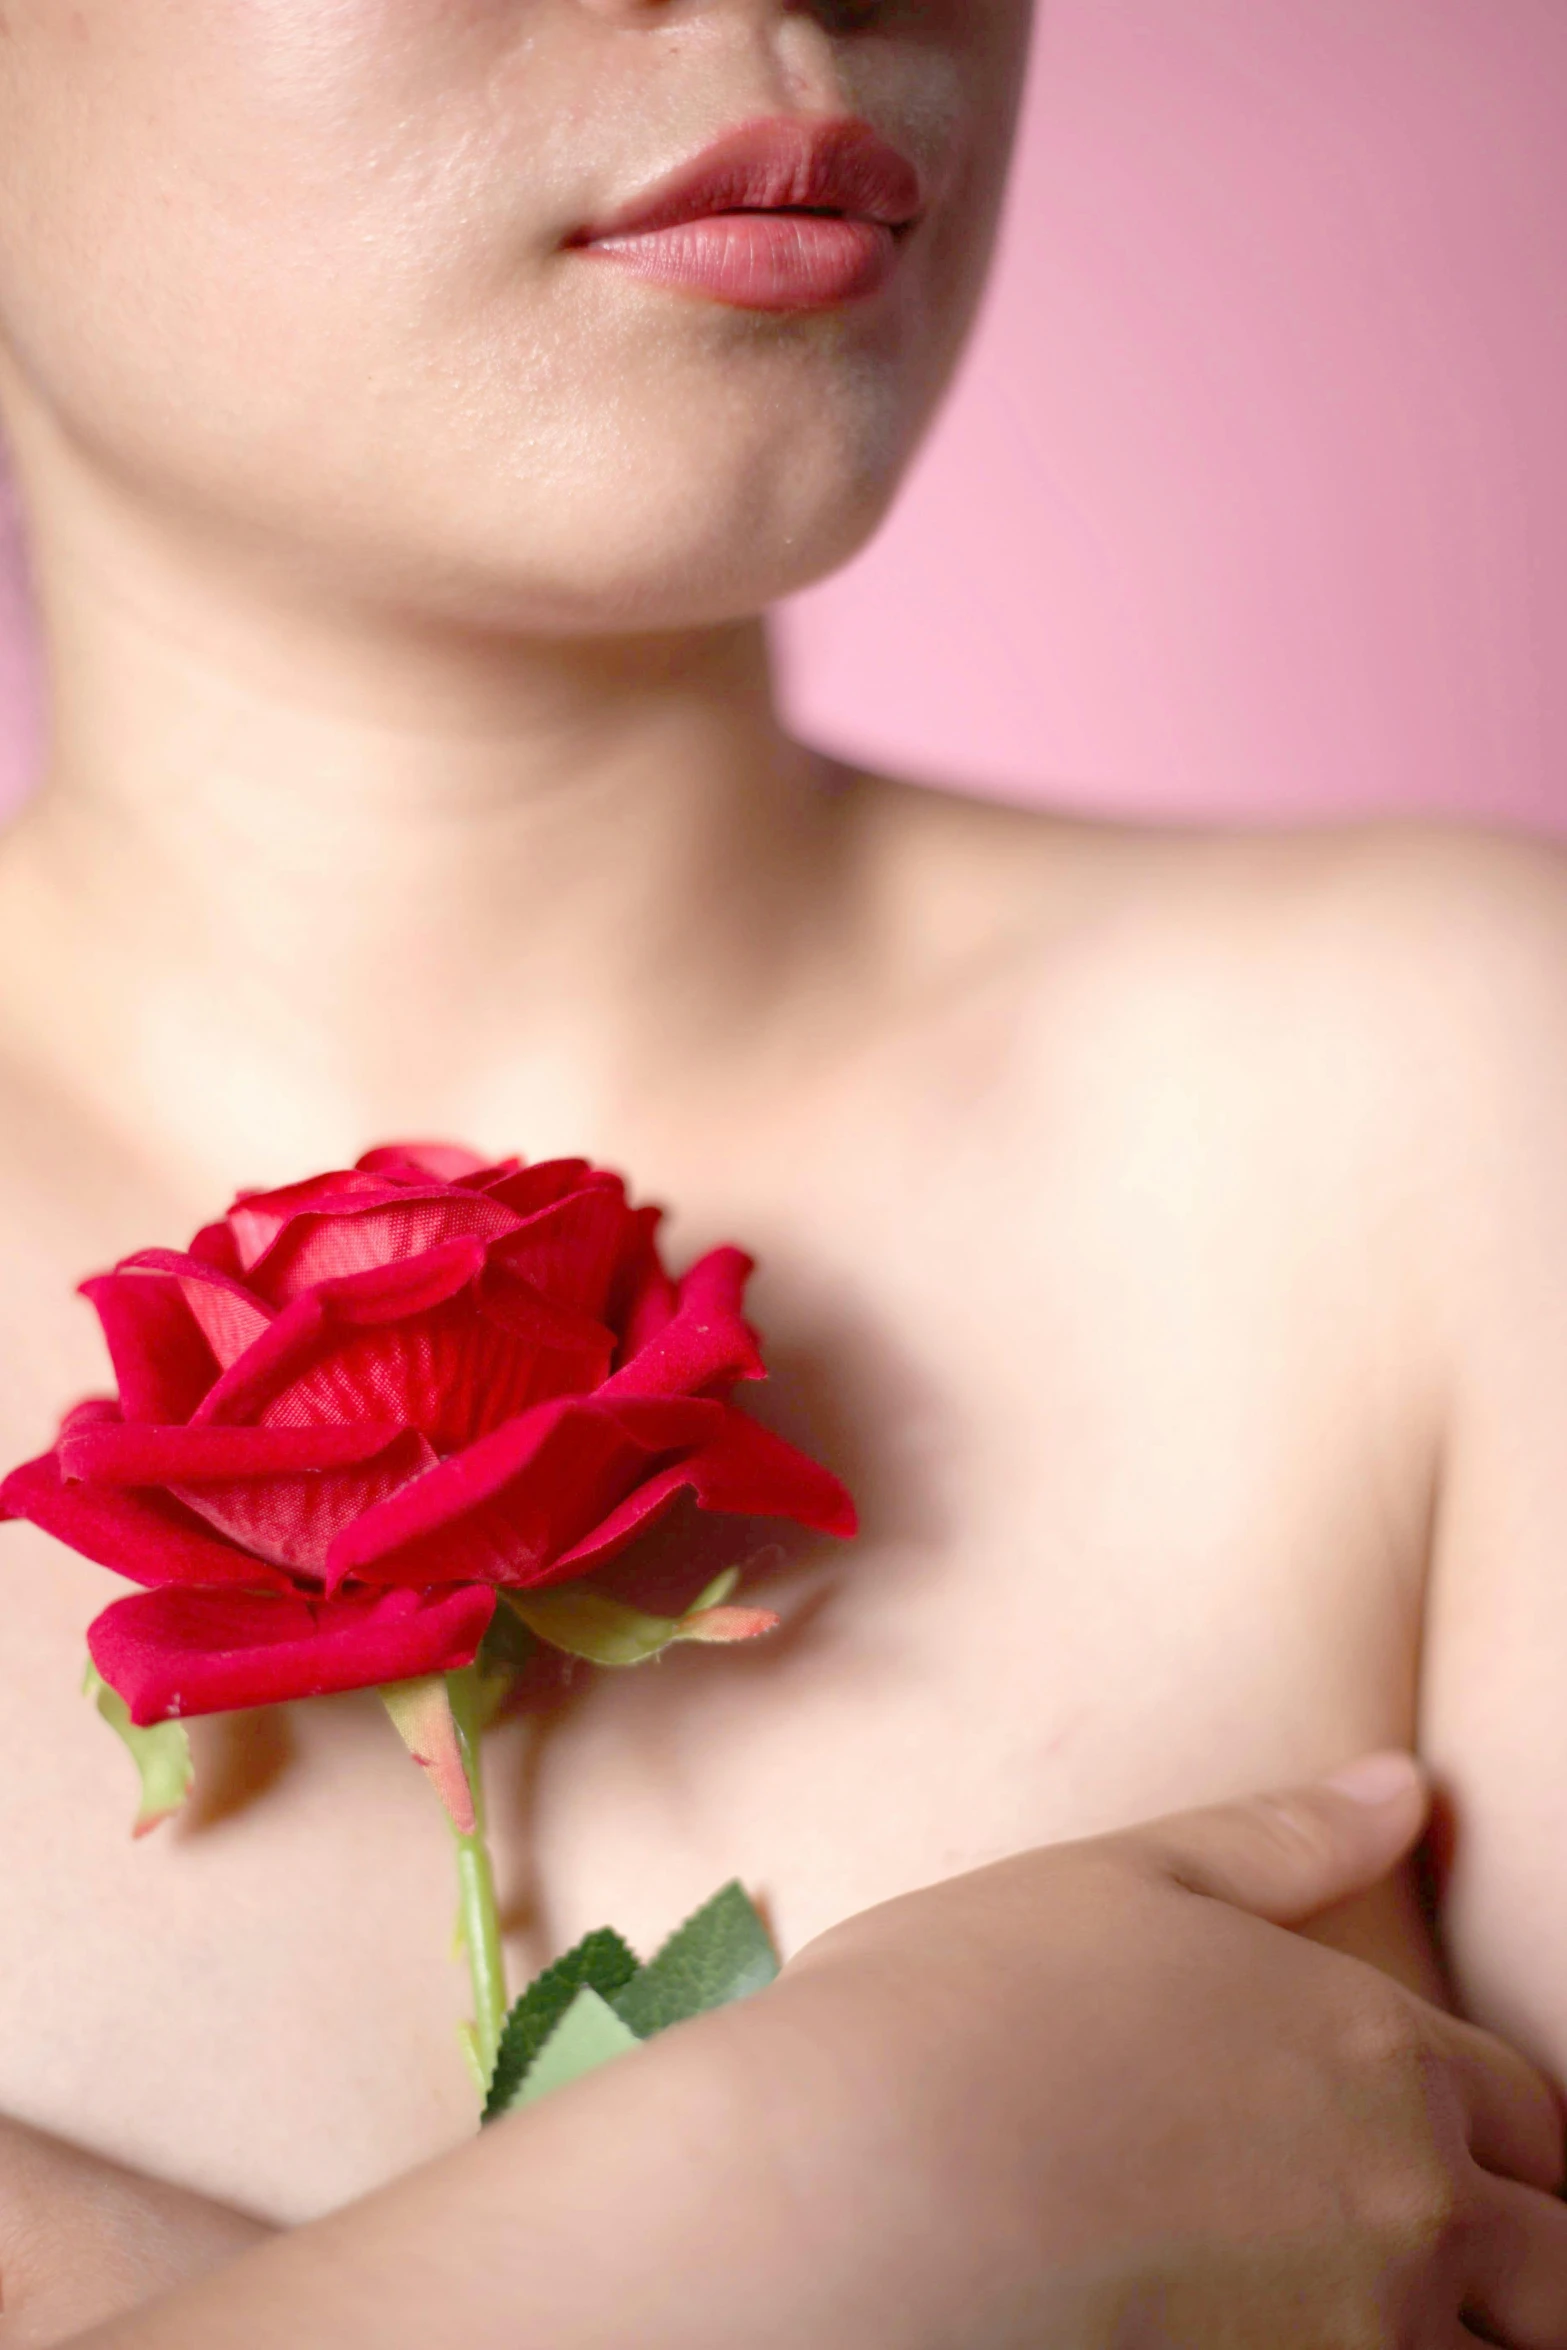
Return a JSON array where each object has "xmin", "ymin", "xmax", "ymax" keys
[{"xmin": 1379, "ymin": 831, "xmax": 1567, "ymax": 2078}]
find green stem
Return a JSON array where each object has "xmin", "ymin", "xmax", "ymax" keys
[{"xmin": 446, "ymin": 1667, "xmax": 508, "ymax": 2094}]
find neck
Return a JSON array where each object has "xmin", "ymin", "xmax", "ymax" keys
[{"xmin": 0, "ymin": 463, "xmax": 846, "ymax": 1194}]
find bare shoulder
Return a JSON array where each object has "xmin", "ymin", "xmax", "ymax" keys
[
  {"xmin": 840, "ymin": 777, "xmax": 1567, "ymax": 1417},
  {"xmin": 1184, "ymin": 818, "xmax": 1567, "ymax": 1217},
  {"xmin": 1232, "ymin": 816, "xmax": 1567, "ymax": 1031},
  {"xmin": 845, "ymin": 772, "xmax": 1567, "ymax": 1110}
]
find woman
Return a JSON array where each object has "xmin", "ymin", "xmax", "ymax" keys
[{"xmin": 0, "ymin": 1, "xmax": 1565, "ymax": 2339}]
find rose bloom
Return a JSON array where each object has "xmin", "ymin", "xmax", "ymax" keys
[{"xmin": 0, "ymin": 1146, "xmax": 855, "ymax": 1723}]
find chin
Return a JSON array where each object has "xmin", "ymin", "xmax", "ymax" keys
[
  {"xmin": 4, "ymin": 298, "xmax": 924, "ymax": 640},
  {"xmin": 408, "ymin": 509, "xmax": 890, "ymax": 639},
  {"xmin": 333, "ymin": 308, "xmax": 923, "ymax": 631},
  {"xmin": 326, "ymin": 424, "xmax": 906, "ymax": 638}
]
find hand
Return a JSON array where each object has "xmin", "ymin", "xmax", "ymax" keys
[
  {"xmin": 0, "ymin": 2115, "xmax": 270, "ymax": 2347},
  {"xmin": 51, "ymin": 1758, "xmax": 1567, "ymax": 2350},
  {"xmin": 747, "ymin": 1755, "xmax": 1567, "ymax": 2349}
]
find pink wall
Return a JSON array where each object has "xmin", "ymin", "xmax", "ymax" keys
[
  {"xmin": 2, "ymin": 1, "xmax": 1564, "ymax": 830},
  {"xmin": 779, "ymin": 0, "xmax": 1567, "ymax": 830}
]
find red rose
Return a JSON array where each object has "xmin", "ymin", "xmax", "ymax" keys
[{"xmin": 1, "ymin": 1145, "xmax": 855, "ymax": 1725}]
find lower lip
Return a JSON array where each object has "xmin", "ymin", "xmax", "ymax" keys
[{"xmin": 580, "ymin": 213, "xmax": 899, "ymax": 313}]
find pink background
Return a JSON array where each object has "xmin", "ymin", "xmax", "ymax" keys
[{"xmin": 3, "ymin": 0, "xmax": 1566, "ymax": 830}]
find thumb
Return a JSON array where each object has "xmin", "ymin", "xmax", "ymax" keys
[{"xmin": 1126, "ymin": 1752, "xmax": 1429, "ymax": 1928}]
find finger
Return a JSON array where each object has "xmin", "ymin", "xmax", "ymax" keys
[
  {"xmin": 1431, "ymin": 2011, "xmax": 1567, "ymax": 2193},
  {"xmin": 1124, "ymin": 1752, "xmax": 1429, "ymax": 1927},
  {"xmin": 1462, "ymin": 2173, "xmax": 1567, "ymax": 2349}
]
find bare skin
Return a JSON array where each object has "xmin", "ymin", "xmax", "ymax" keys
[
  {"xmin": 0, "ymin": 0, "xmax": 1564, "ymax": 2323},
  {"xmin": 1, "ymin": 681, "xmax": 1561, "ymax": 2224},
  {"xmin": 10, "ymin": 1767, "xmax": 1567, "ymax": 2350},
  {"xmin": 0, "ymin": 2119, "xmax": 268, "ymax": 2347}
]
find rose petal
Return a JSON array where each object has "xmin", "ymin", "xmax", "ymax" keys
[
  {"xmin": 314, "ymin": 1239, "xmax": 496, "ymax": 1323},
  {"xmin": 652, "ymin": 1405, "xmax": 858, "ymax": 1536},
  {"xmin": 191, "ymin": 1239, "xmax": 487, "ymax": 1427},
  {"xmin": 605, "ymin": 1204, "xmax": 679, "ymax": 1359},
  {"xmin": 60, "ymin": 1397, "xmax": 121, "ymax": 1439},
  {"xmin": 188, "ymin": 1220, "xmax": 244, "ymax": 1275},
  {"xmin": 60, "ymin": 1417, "xmax": 409, "ymax": 1486},
  {"xmin": 79, "ymin": 1273, "xmax": 220, "ymax": 1425},
  {"xmin": 88, "ymin": 1582, "xmax": 496, "ymax": 1725},
  {"xmin": 117, "ymin": 1252, "xmax": 274, "ymax": 1369},
  {"xmin": 227, "ymin": 1169, "xmax": 391, "ymax": 1268},
  {"xmin": 326, "ymin": 1394, "xmax": 723, "ymax": 1591},
  {"xmin": 59, "ymin": 1406, "xmax": 434, "ymax": 1579},
  {"xmin": 245, "ymin": 1192, "xmax": 526, "ymax": 1307},
  {"xmin": 189, "ymin": 1291, "xmax": 327, "ymax": 1426},
  {"xmin": 172, "ymin": 1429, "xmax": 437, "ymax": 1576},
  {"xmin": 479, "ymin": 1161, "xmax": 594, "ymax": 1218},
  {"xmin": 604, "ymin": 1246, "xmax": 764, "ymax": 1399},
  {"xmin": 262, "ymin": 1314, "xmax": 522, "ymax": 1450},
  {"xmin": 356, "ymin": 1143, "xmax": 504, "ymax": 1185},
  {"xmin": 538, "ymin": 1405, "xmax": 858, "ymax": 1584},
  {"xmin": 0, "ymin": 1449, "xmax": 294, "ymax": 1591},
  {"xmin": 490, "ymin": 1180, "xmax": 629, "ymax": 1318},
  {"xmin": 204, "ymin": 1287, "xmax": 620, "ymax": 1447},
  {"xmin": 476, "ymin": 1266, "xmax": 615, "ymax": 1360}
]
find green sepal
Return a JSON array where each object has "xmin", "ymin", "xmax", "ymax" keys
[
  {"xmin": 513, "ymin": 1988, "xmax": 641, "ymax": 2107},
  {"xmin": 504, "ymin": 1571, "xmax": 777, "ymax": 1671},
  {"xmin": 380, "ymin": 1674, "xmax": 474, "ymax": 1833},
  {"xmin": 483, "ymin": 1926, "xmax": 641, "ymax": 2123},
  {"xmin": 471, "ymin": 1603, "xmax": 536, "ymax": 1731},
  {"xmin": 613, "ymin": 1880, "xmax": 780, "ymax": 2039},
  {"xmin": 84, "ymin": 1661, "xmax": 194, "ymax": 1839},
  {"xmin": 504, "ymin": 1587, "xmax": 688, "ymax": 1668}
]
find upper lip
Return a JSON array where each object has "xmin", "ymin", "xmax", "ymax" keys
[{"xmin": 574, "ymin": 116, "xmax": 925, "ymax": 244}]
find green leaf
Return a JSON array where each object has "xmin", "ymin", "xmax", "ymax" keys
[
  {"xmin": 513, "ymin": 1988, "xmax": 642, "ymax": 2107},
  {"xmin": 84, "ymin": 1661, "xmax": 193, "ymax": 1838},
  {"xmin": 612, "ymin": 1881, "xmax": 779, "ymax": 2039},
  {"xmin": 483, "ymin": 1926, "xmax": 641, "ymax": 2122}
]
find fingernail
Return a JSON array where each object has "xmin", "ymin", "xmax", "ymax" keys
[{"xmin": 1322, "ymin": 1751, "xmax": 1423, "ymax": 1806}]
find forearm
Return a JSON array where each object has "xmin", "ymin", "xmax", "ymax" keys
[
  {"xmin": 0, "ymin": 2116, "xmax": 273, "ymax": 2350},
  {"xmin": 46, "ymin": 1769, "xmax": 1554, "ymax": 2350},
  {"xmin": 61, "ymin": 1997, "xmax": 934, "ymax": 2350}
]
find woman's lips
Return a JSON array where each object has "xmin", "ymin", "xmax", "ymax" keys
[
  {"xmin": 571, "ymin": 116, "xmax": 923, "ymax": 314},
  {"xmin": 586, "ymin": 213, "xmax": 899, "ymax": 311}
]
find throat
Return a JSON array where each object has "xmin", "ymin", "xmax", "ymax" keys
[{"xmin": 0, "ymin": 605, "xmax": 846, "ymax": 1190}]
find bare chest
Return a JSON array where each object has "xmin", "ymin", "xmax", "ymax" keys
[{"xmin": 0, "ymin": 1138, "xmax": 1434, "ymax": 2222}]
